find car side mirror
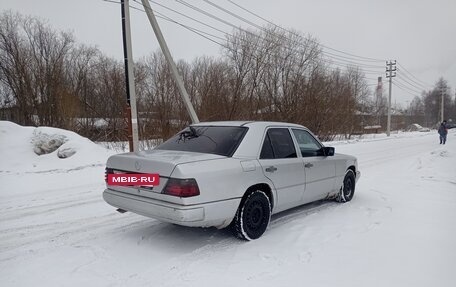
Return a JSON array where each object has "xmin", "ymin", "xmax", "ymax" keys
[{"xmin": 323, "ymin": 147, "xmax": 335, "ymax": 156}]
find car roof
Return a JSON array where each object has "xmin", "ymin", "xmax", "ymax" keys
[{"xmin": 192, "ymin": 121, "xmax": 307, "ymax": 129}]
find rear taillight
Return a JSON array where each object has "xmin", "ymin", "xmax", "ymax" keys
[
  {"xmin": 105, "ymin": 168, "xmax": 132, "ymax": 183},
  {"xmin": 163, "ymin": 178, "xmax": 200, "ymax": 197},
  {"xmin": 105, "ymin": 168, "xmax": 113, "ymax": 183}
]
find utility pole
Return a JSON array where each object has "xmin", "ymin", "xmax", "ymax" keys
[
  {"xmin": 375, "ymin": 77, "xmax": 383, "ymax": 125},
  {"xmin": 440, "ymin": 86, "xmax": 445, "ymax": 122},
  {"xmin": 386, "ymin": 60, "xmax": 396, "ymax": 136},
  {"xmin": 121, "ymin": 0, "xmax": 139, "ymax": 152},
  {"xmin": 140, "ymin": 0, "xmax": 199, "ymax": 124}
]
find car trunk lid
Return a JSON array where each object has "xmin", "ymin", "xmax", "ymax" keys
[{"xmin": 106, "ymin": 150, "xmax": 224, "ymax": 201}]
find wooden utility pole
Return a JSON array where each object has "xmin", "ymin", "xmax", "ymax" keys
[{"xmin": 440, "ymin": 86, "xmax": 445, "ymax": 122}]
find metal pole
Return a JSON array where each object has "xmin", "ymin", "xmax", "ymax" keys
[
  {"xmin": 140, "ymin": 0, "xmax": 199, "ymax": 123},
  {"xmin": 121, "ymin": 0, "xmax": 139, "ymax": 152}
]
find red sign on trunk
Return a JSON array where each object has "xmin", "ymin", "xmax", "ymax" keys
[{"xmin": 107, "ymin": 174, "xmax": 160, "ymax": 186}]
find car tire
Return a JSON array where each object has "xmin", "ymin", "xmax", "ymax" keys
[
  {"xmin": 336, "ymin": 169, "xmax": 356, "ymax": 203},
  {"xmin": 232, "ymin": 190, "xmax": 271, "ymax": 240}
]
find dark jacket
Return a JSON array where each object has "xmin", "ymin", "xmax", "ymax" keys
[{"xmin": 438, "ymin": 123, "xmax": 448, "ymax": 136}]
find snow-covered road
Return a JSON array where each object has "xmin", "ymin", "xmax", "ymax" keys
[{"xmin": 1, "ymin": 122, "xmax": 455, "ymax": 287}]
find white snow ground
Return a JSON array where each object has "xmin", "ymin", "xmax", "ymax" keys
[{"xmin": 0, "ymin": 121, "xmax": 455, "ymax": 287}]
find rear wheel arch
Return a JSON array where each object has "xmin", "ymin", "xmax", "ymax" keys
[
  {"xmin": 232, "ymin": 188, "xmax": 272, "ymax": 240},
  {"xmin": 245, "ymin": 183, "xmax": 274, "ymax": 211},
  {"xmin": 348, "ymin": 165, "xmax": 356, "ymax": 177}
]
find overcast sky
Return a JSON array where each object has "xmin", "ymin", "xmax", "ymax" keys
[{"xmin": 2, "ymin": 0, "xmax": 456, "ymax": 106}]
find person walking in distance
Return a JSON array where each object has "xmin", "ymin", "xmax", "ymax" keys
[{"xmin": 438, "ymin": 120, "xmax": 448, "ymax": 144}]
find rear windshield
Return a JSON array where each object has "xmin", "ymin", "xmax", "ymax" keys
[{"xmin": 155, "ymin": 126, "xmax": 248, "ymax": 157}]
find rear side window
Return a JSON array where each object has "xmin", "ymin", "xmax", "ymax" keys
[
  {"xmin": 156, "ymin": 126, "xmax": 247, "ymax": 157},
  {"xmin": 260, "ymin": 128, "xmax": 297, "ymax": 159}
]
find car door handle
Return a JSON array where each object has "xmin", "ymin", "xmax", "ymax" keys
[
  {"xmin": 265, "ymin": 166, "xmax": 277, "ymax": 173},
  {"xmin": 304, "ymin": 163, "xmax": 314, "ymax": 168}
]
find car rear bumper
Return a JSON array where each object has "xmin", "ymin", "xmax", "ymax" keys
[
  {"xmin": 103, "ymin": 189, "xmax": 241, "ymax": 228},
  {"xmin": 356, "ymin": 171, "xmax": 361, "ymax": 182}
]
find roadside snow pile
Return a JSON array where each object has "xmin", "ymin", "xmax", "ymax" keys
[
  {"xmin": 32, "ymin": 130, "xmax": 68, "ymax": 156},
  {"xmin": 0, "ymin": 121, "xmax": 114, "ymax": 173}
]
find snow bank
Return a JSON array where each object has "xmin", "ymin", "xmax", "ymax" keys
[
  {"xmin": 0, "ymin": 121, "xmax": 114, "ymax": 173},
  {"xmin": 324, "ymin": 130, "xmax": 434, "ymax": 146}
]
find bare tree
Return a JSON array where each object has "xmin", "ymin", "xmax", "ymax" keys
[
  {"xmin": 0, "ymin": 11, "xmax": 77, "ymax": 127},
  {"xmin": 0, "ymin": 11, "xmax": 35, "ymax": 125},
  {"xmin": 0, "ymin": 11, "xmax": 384, "ymax": 143}
]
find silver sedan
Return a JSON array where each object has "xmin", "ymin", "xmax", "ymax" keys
[{"xmin": 103, "ymin": 121, "xmax": 360, "ymax": 240}]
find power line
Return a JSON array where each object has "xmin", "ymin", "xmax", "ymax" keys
[
  {"xmin": 397, "ymin": 62, "xmax": 432, "ymax": 88},
  {"xmin": 320, "ymin": 57, "xmax": 384, "ymax": 74},
  {"xmin": 106, "ymin": 0, "xmax": 426, "ymax": 91},
  {"xmin": 396, "ymin": 74, "xmax": 427, "ymax": 92},
  {"xmin": 394, "ymin": 79, "xmax": 423, "ymax": 94},
  {"xmin": 103, "ymin": 0, "xmax": 383, "ymax": 84},
  {"xmin": 148, "ymin": 0, "xmax": 228, "ymax": 36},
  {"xmin": 175, "ymin": 0, "xmax": 246, "ymax": 34},
  {"xmin": 396, "ymin": 66, "xmax": 429, "ymax": 90},
  {"xmin": 103, "ymin": 0, "xmax": 144, "ymax": 12},
  {"xmin": 393, "ymin": 82, "xmax": 422, "ymax": 98},
  {"xmin": 218, "ymin": 0, "xmax": 387, "ymax": 65},
  {"xmin": 225, "ymin": 0, "xmax": 385, "ymax": 63},
  {"xmin": 175, "ymin": 0, "xmax": 387, "ymax": 70},
  {"xmin": 129, "ymin": 1, "xmax": 313, "ymax": 60},
  {"xmin": 204, "ymin": 0, "xmax": 387, "ymax": 66},
  {"xmin": 162, "ymin": 0, "xmax": 432, "ymax": 93},
  {"xmin": 121, "ymin": 0, "xmax": 229, "ymax": 46},
  {"xmin": 131, "ymin": 0, "xmax": 318, "ymax": 66},
  {"xmin": 155, "ymin": 13, "xmax": 227, "ymax": 45},
  {"xmin": 150, "ymin": 0, "xmax": 353, "ymax": 72},
  {"xmin": 203, "ymin": 0, "xmax": 264, "ymax": 32}
]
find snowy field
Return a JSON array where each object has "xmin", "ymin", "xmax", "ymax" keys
[{"xmin": 1, "ymin": 121, "xmax": 455, "ymax": 287}]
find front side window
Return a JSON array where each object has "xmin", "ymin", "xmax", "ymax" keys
[
  {"xmin": 260, "ymin": 128, "xmax": 297, "ymax": 159},
  {"xmin": 292, "ymin": 129, "xmax": 322, "ymax": 157},
  {"xmin": 156, "ymin": 126, "xmax": 247, "ymax": 157}
]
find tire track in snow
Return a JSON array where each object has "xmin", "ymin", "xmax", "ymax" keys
[
  {"xmin": 0, "ymin": 213, "xmax": 153, "ymax": 261},
  {"xmin": 0, "ymin": 183, "xmax": 102, "ymax": 204},
  {"xmin": 1, "ymin": 196, "xmax": 101, "ymax": 222},
  {"xmin": 357, "ymin": 141, "xmax": 426, "ymax": 169}
]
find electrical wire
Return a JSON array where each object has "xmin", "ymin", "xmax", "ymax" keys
[
  {"xmin": 104, "ymin": 0, "xmax": 439, "ymax": 108},
  {"xmin": 393, "ymin": 80, "xmax": 423, "ymax": 95},
  {"xmin": 139, "ymin": 0, "xmax": 329, "ymax": 66},
  {"xmin": 392, "ymin": 82, "xmax": 422, "ymax": 98},
  {"xmin": 396, "ymin": 67, "xmax": 430, "ymax": 90},
  {"xmin": 396, "ymin": 74, "xmax": 427, "ymax": 92},
  {"xmin": 107, "ymin": 0, "xmax": 431, "ymax": 92},
  {"xmin": 225, "ymin": 0, "xmax": 386, "ymax": 62},
  {"xmin": 149, "ymin": 0, "xmax": 228, "ymax": 36},
  {"xmin": 397, "ymin": 62, "xmax": 431, "ymax": 88},
  {"xmin": 102, "ymin": 0, "xmax": 385, "ymax": 85},
  {"xmin": 175, "ymin": 0, "xmax": 387, "ymax": 70},
  {"xmin": 129, "ymin": 0, "xmax": 228, "ymax": 45}
]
